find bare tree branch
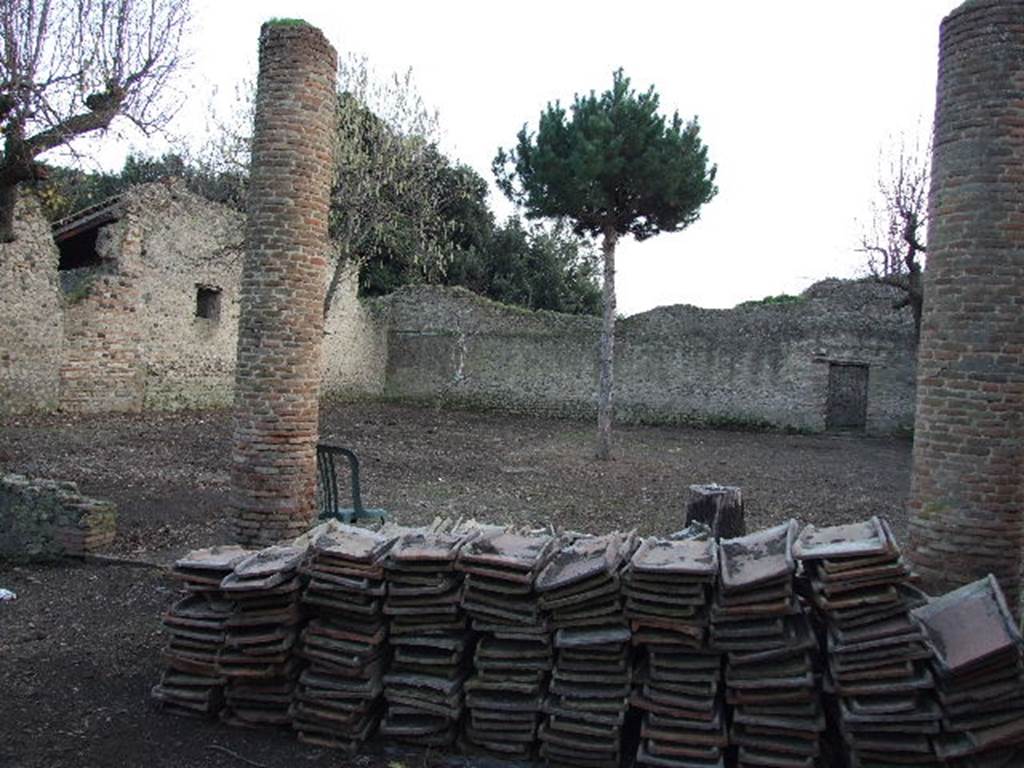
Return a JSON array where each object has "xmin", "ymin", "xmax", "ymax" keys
[
  {"xmin": 857, "ymin": 128, "xmax": 930, "ymax": 338},
  {"xmin": 0, "ymin": 0, "xmax": 190, "ymax": 242}
]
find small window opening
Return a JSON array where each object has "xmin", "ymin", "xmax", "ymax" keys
[
  {"xmin": 196, "ymin": 285, "xmax": 222, "ymax": 320},
  {"xmin": 57, "ymin": 228, "xmax": 103, "ymax": 271}
]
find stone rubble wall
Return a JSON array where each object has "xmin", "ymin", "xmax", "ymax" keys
[
  {"xmin": 0, "ymin": 473, "xmax": 116, "ymax": 560},
  {"xmin": 0, "ymin": 181, "xmax": 384, "ymax": 415},
  {"xmin": 382, "ymin": 279, "xmax": 918, "ymax": 433},
  {"xmin": 58, "ymin": 216, "xmax": 145, "ymax": 412},
  {"xmin": 0, "ymin": 197, "xmax": 63, "ymax": 414},
  {"xmin": 0, "ymin": 184, "xmax": 915, "ymax": 434}
]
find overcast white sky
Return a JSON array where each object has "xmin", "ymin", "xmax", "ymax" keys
[{"xmin": 91, "ymin": 0, "xmax": 956, "ymax": 314}]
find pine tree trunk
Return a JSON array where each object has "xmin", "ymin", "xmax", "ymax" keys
[{"xmin": 596, "ymin": 227, "xmax": 618, "ymax": 461}]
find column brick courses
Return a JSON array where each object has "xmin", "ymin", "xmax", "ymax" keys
[
  {"xmin": 229, "ymin": 21, "xmax": 337, "ymax": 545},
  {"xmin": 908, "ymin": 0, "xmax": 1024, "ymax": 612}
]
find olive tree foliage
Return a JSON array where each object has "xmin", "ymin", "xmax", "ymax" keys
[
  {"xmin": 194, "ymin": 55, "xmax": 476, "ymax": 318},
  {"xmin": 858, "ymin": 133, "xmax": 929, "ymax": 337},
  {"xmin": 494, "ymin": 68, "xmax": 717, "ymax": 460},
  {"xmin": 0, "ymin": 0, "xmax": 191, "ymax": 242}
]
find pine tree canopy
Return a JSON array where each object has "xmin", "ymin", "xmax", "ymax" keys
[{"xmin": 493, "ymin": 69, "xmax": 718, "ymax": 241}]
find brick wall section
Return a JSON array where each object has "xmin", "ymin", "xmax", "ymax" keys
[
  {"xmin": 382, "ymin": 279, "xmax": 917, "ymax": 433},
  {"xmin": 229, "ymin": 22, "xmax": 338, "ymax": 546},
  {"xmin": 0, "ymin": 197, "xmax": 62, "ymax": 414},
  {"xmin": 0, "ymin": 473, "xmax": 116, "ymax": 560},
  {"xmin": 58, "ymin": 220, "xmax": 145, "ymax": 412},
  {"xmin": 907, "ymin": 0, "xmax": 1024, "ymax": 611}
]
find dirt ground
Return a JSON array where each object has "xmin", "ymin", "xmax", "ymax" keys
[{"xmin": 0, "ymin": 401, "xmax": 914, "ymax": 767}]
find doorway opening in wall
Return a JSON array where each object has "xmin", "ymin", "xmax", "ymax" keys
[
  {"xmin": 826, "ymin": 362, "xmax": 869, "ymax": 431},
  {"xmin": 196, "ymin": 285, "xmax": 222, "ymax": 321}
]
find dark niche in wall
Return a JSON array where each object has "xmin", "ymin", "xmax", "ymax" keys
[
  {"xmin": 57, "ymin": 227, "xmax": 102, "ymax": 272},
  {"xmin": 196, "ymin": 285, "xmax": 222, "ymax": 321}
]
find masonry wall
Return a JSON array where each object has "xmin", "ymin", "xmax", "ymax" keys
[
  {"xmin": 15, "ymin": 181, "xmax": 383, "ymax": 415},
  {"xmin": 0, "ymin": 473, "xmax": 116, "ymax": 560},
  {"xmin": 0, "ymin": 198, "xmax": 63, "ymax": 415},
  {"xmin": 128, "ymin": 181, "xmax": 246, "ymax": 410},
  {"xmin": 383, "ymin": 279, "xmax": 917, "ymax": 433},
  {"xmin": 322, "ymin": 265, "xmax": 389, "ymax": 399}
]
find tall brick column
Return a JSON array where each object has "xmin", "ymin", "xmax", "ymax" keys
[
  {"xmin": 229, "ymin": 21, "xmax": 337, "ymax": 545},
  {"xmin": 907, "ymin": 0, "xmax": 1024, "ymax": 611}
]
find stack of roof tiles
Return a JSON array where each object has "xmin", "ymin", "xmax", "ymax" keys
[
  {"xmin": 625, "ymin": 531, "xmax": 725, "ymax": 768},
  {"xmin": 912, "ymin": 574, "xmax": 1024, "ymax": 766},
  {"xmin": 458, "ymin": 528, "xmax": 559, "ymax": 759},
  {"xmin": 152, "ymin": 545, "xmax": 250, "ymax": 718},
  {"xmin": 535, "ymin": 532, "xmax": 637, "ymax": 768},
  {"xmin": 380, "ymin": 521, "xmax": 488, "ymax": 747},
  {"xmin": 292, "ymin": 525, "xmax": 396, "ymax": 751},
  {"xmin": 218, "ymin": 545, "xmax": 305, "ymax": 728},
  {"xmin": 795, "ymin": 517, "xmax": 937, "ymax": 768},
  {"xmin": 715, "ymin": 520, "xmax": 825, "ymax": 768}
]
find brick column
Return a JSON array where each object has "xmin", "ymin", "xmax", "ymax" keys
[
  {"xmin": 907, "ymin": 0, "xmax": 1024, "ymax": 611},
  {"xmin": 229, "ymin": 21, "xmax": 337, "ymax": 545}
]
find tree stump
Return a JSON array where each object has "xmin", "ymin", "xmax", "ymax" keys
[{"xmin": 685, "ymin": 484, "xmax": 745, "ymax": 540}]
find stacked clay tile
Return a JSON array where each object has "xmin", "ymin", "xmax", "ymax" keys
[
  {"xmin": 292, "ymin": 525, "xmax": 396, "ymax": 751},
  {"xmin": 535, "ymin": 532, "xmax": 637, "ymax": 768},
  {"xmin": 624, "ymin": 530, "xmax": 726, "ymax": 768},
  {"xmin": 458, "ymin": 528, "xmax": 559, "ymax": 759},
  {"xmin": 380, "ymin": 521, "xmax": 488, "ymax": 746},
  {"xmin": 795, "ymin": 517, "xmax": 938, "ymax": 768},
  {"xmin": 912, "ymin": 575, "xmax": 1024, "ymax": 766},
  {"xmin": 218, "ymin": 544, "xmax": 305, "ymax": 728},
  {"xmin": 152, "ymin": 545, "xmax": 250, "ymax": 717},
  {"xmin": 715, "ymin": 520, "xmax": 825, "ymax": 768}
]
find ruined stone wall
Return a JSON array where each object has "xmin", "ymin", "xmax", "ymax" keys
[
  {"xmin": 0, "ymin": 197, "xmax": 63, "ymax": 415},
  {"xmin": 383, "ymin": 280, "xmax": 917, "ymax": 433},
  {"xmin": 908, "ymin": 0, "xmax": 1024, "ymax": 611},
  {"xmin": 58, "ymin": 209, "xmax": 145, "ymax": 413},
  {"xmin": 0, "ymin": 473, "xmax": 116, "ymax": 560},
  {"xmin": 7, "ymin": 180, "xmax": 382, "ymax": 415},
  {"xmin": 129, "ymin": 180, "xmax": 246, "ymax": 410},
  {"xmin": 322, "ymin": 263, "xmax": 389, "ymax": 399}
]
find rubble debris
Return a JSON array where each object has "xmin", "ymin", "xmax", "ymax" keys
[
  {"xmin": 537, "ymin": 532, "xmax": 637, "ymax": 768},
  {"xmin": 458, "ymin": 527, "xmax": 559, "ymax": 759},
  {"xmin": 913, "ymin": 575, "xmax": 1024, "ymax": 763},
  {"xmin": 797, "ymin": 516, "xmax": 938, "ymax": 768},
  {"xmin": 292, "ymin": 525, "xmax": 396, "ymax": 751}
]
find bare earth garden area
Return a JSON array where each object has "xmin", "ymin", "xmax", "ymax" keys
[{"xmin": 0, "ymin": 401, "xmax": 912, "ymax": 768}]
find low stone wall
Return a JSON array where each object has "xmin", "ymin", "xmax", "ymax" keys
[
  {"xmin": 382, "ymin": 280, "xmax": 918, "ymax": 433},
  {"xmin": 0, "ymin": 473, "xmax": 117, "ymax": 560}
]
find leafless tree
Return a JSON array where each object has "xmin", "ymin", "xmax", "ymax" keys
[
  {"xmin": 0, "ymin": 0, "xmax": 191, "ymax": 242},
  {"xmin": 858, "ymin": 133, "xmax": 929, "ymax": 336}
]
